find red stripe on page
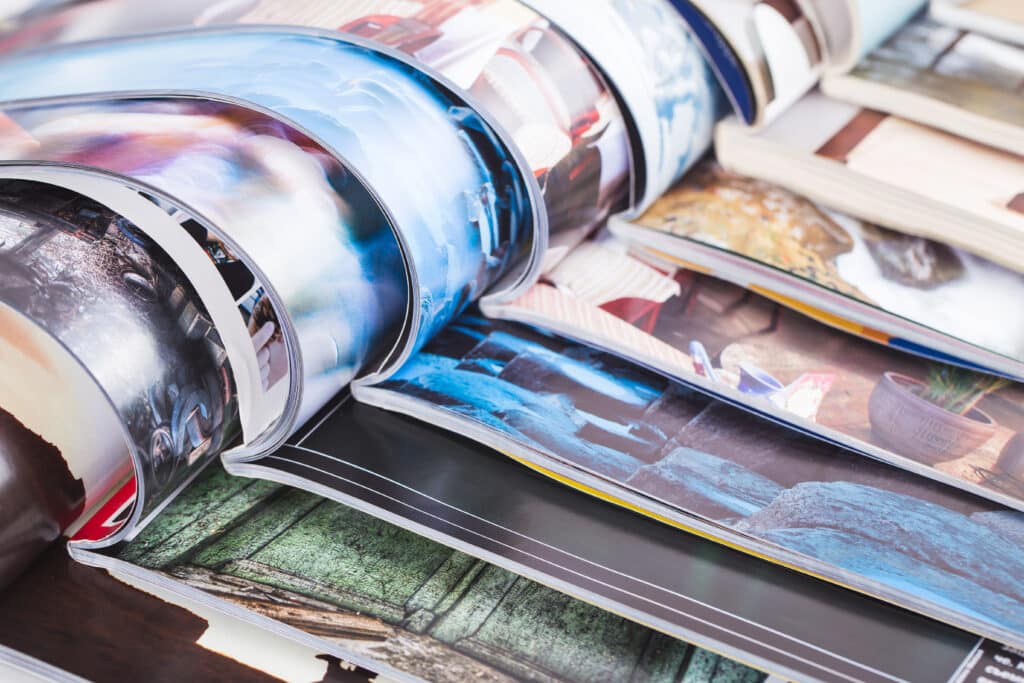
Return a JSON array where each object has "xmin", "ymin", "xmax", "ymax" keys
[
  {"xmin": 816, "ymin": 109, "xmax": 888, "ymax": 164},
  {"xmin": 72, "ymin": 477, "xmax": 137, "ymax": 543}
]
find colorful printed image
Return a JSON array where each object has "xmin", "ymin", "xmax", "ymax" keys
[
  {"xmin": 141, "ymin": 195, "xmax": 289, "ymax": 395},
  {"xmin": 604, "ymin": 0, "xmax": 723, "ymax": 194},
  {"xmin": 115, "ymin": 466, "xmax": 765, "ymax": 683},
  {"xmin": 0, "ymin": 180, "xmax": 238, "ymax": 520},
  {"xmin": 369, "ymin": 314, "xmax": 1024, "ymax": 645},
  {"xmin": 231, "ymin": 0, "xmax": 632, "ymax": 253},
  {"xmin": 0, "ymin": 29, "xmax": 533, "ymax": 357},
  {"xmin": 0, "ymin": 0, "xmax": 720, "ymax": 227},
  {"xmin": 501, "ymin": 233, "xmax": 1024, "ymax": 508},
  {"xmin": 520, "ymin": 0, "xmax": 722, "ymax": 206},
  {"xmin": 0, "ymin": 96, "xmax": 409, "ymax": 425},
  {"xmin": 850, "ymin": 16, "xmax": 1024, "ymax": 129},
  {"xmin": 625, "ymin": 161, "xmax": 1024, "ymax": 362},
  {"xmin": 0, "ymin": 0, "xmax": 631, "ymax": 260}
]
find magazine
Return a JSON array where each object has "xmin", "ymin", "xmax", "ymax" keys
[
  {"xmin": 98, "ymin": 466, "xmax": 769, "ymax": 683},
  {"xmin": 823, "ymin": 14, "xmax": 1024, "ymax": 156},
  {"xmin": 931, "ymin": 0, "xmax": 1024, "ymax": 47},
  {"xmin": 715, "ymin": 91, "xmax": 1024, "ymax": 274},
  {"xmin": 667, "ymin": 0, "xmax": 926, "ymax": 127},
  {"xmin": 486, "ymin": 225, "xmax": 1024, "ymax": 510},
  {"xmin": 0, "ymin": 1, "xmax": 1014, "ymax": 679},
  {"xmin": 353, "ymin": 313, "xmax": 1024, "ymax": 648},
  {"xmin": 189, "ymin": 396, "xmax": 993, "ymax": 682},
  {"xmin": 0, "ymin": 0, "xmax": 721, "ymax": 214},
  {"xmin": 665, "ymin": 0, "xmax": 825, "ymax": 127},
  {"xmin": 820, "ymin": 0, "xmax": 929, "ymax": 71},
  {"xmin": 609, "ymin": 160, "xmax": 1024, "ymax": 379}
]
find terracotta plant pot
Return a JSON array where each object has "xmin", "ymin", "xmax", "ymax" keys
[{"xmin": 868, "ymin": 372, "xmax": 998, "ymax": 466}]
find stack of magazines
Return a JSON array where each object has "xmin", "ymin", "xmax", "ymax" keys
[{"xmin": 0, "ymin": 0, "xmax": 1022, "ymax": 680}]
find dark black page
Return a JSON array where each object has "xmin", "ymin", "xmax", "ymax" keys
[{"xmin": 247, "ymin": 395, "xmax": 980, "ymax": 683}]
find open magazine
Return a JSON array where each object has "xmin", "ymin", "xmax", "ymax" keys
[
  {"xmin": 667, "ymin": 0, "xmax": 927, "ymax": 127},
  {"xmin": 0, "ymin": 0, "xmax": 1022, "ymax": 680}
]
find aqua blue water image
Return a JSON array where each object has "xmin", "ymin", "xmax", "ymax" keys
[{"xmin": 375, "ymin": 314, "xmax": 1024, "ymax": 643}]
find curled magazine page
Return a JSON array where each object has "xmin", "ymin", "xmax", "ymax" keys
[
  {"xmin": 666, "ymin": 1, "xmax": 759, "ymax": 125},
  {"xmin": 0, "ymin": 0, "xmax": 696, "ymax": 263},
  {"xmin": 0, "ymin": 27, "xmax": 538, "ymax": 378},
  {"xmin": 0, "ymin": 95, "xmax": 410, "ymax": 431},
  {"xmin": 845, "ymin": 0, "xmax": 928, "ymax": 68},
  {"xmin": 801, "ymin": 0, "xmax": 856, "ymax": 68},
  {"xmin": 610, "ymin": 160, "xmax": 1024, "ymax": 379},
  {"xmin": 227, "ymin": 0, "xmax": 632, "ymax": 262},
  {"xmin": 355, "ymin": 313, "xmax": 1024, "ymax": 650},
  {"xmin": 0, "ymin": 3, "xmax": 558, "ymax": 305},
  {"xmin": 671, "ymin": 0, "xmax": 825, "ymax": 127},
  {"xmin": 518, "ymin": 0, "xmax": 723, "ymax": 211},
  {"xmin": 803, "ymin": 0, "xmax": 929, "ymax": 74},
  {"xmin": 0, "ymin": 179, "xmax": 238, "ymax": 542},
  {"xmin": 471, "ymin": 0, "xmax": 729, "ymax": 362},
  {"xmin": 0, "ymin": 165, "xmax": 283, "ymax": 446}
]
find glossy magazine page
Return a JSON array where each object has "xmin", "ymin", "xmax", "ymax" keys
[
  {"xmin": 714, "ymin": 92, "xmax": 1024, "ymax": 273},
  {"xmin": 0, "ymin": 0, "xmax": 719, "ymax": 218},
  {"xmin": 0, "ymin": 304, "xmax": 126, "ymax": 585},
  {"xmin": 0, "ymin": 166, "xmax": 292, "ymax": 444},
  {"xmin": 0, "ymin": 27, "xmax": 538, "ymax": 378},
  {"xmin": 0, "ymin": 542, "xmax": 384, "ymax": 682},
  {"xmin": 610, "ymin": 161, "xmax": 1024, "ymax": 378},
  {"xmin": 228, "ymin": 0, "xmax": 633, "ymax": 258},
  {"xmin": 355, "ymin": 314, "xmax": 1024, "ymax": 649},
  {"xmin": 492, "ymin": 229, "xmax": 1024, "ymax": 512},
  {"xmin": 0, "ymin": 179, "xmax": 238, "ymax": 540},
  {"xmin": 516, "ymin": 0, "xmax": 723, "ymax": 210},
  {"xmin": 82, "ymin": 465, "xmax": 768, "ymax": 683},
  {"xmin": 0, "ymin": 95, "xmax": 408, "ymax": 431},
  {"xmin": 671, "ymin": 0, "xmax": 825, "ymax": 127},
  {"xmin": 223, "ymin": 397, "xmax": 986, "ymax": 683}
]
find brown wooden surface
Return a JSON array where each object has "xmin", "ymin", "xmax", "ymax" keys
[{"xmin": 0, "ymin": 541, "xmax": 375, "ymax": 682}]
